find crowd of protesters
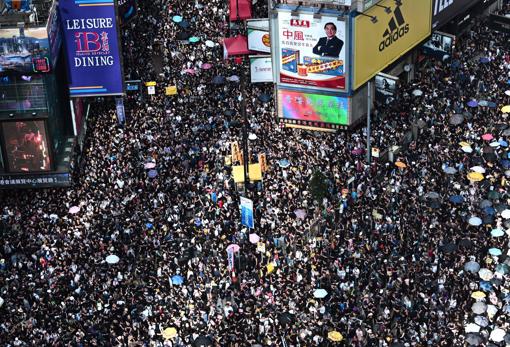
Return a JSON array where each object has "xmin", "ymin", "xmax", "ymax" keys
[{"xmin": 1, "ymin": 0, "xmax": 510, "ymax": 346}]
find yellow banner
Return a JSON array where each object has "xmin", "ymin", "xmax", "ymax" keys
[
  {"xmin": 353, "ymin": 0, "xmax": 432, "ymax": 89},
  {"xmin": 232, "ymin": 164, "xmax": 263, "ymax": 183},
  {"xmin": 165, "ymin": 86, "xmax": 177, "ymax": 95},
  {"xmin": 145, "ymin": 81, "xmax": 157, "ymax": 86}
]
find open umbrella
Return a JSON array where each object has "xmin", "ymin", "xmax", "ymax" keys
[
  {"xmin": 479, "ymin": 268, "xmax": 494, "ymax": 281},
  {"xmin": 465, "ymin": 323, "xmax": 481, "ymax": 333},
  {"xmin": 277, "ymin": 312, "xmax": 294, "ymax": 326},
  {"xmin": 178, "ymin": 20, "xmax": 190, "ymax": 29},
  {"xmin": 450, "ymin": 195, "xmax": 464, "ymax": 204},
  {"xmin": 480, "ymin": 281, "xmax": 493, "ymax": 291},
  {"xmin": 462, "ymin": 146, "xmax": 473, "ymax": 153},
  {"xmin": 258, "ymin": 93, "xmax": 271, "ymax": 103},
  {"xmin": 279, "ymin": 159, "xmax": 290, "ymax": 168},
  {"xmin": 502, "ymin": 209, "xmax": 510, "ymax": 219},
  {"xmin": 479, "ymin": 100, "xmax": 489, "ymax": 107},
  {"xmin": 449, "ymin": 114, "xmax": 464, "ymax": 125},
  {"xmin": 491, "ymin": 228, "xmax": 504, "ymax": 237},
  {"xmin": 470, "ymin": 166, "xmax": 486, "ymax": 173},
  {"xmin": 482, "ymin": 133, "xmax": 494, "ymax": 141},
  {"xmin": 471, "ymin": 291, "xmax": 486, "ymax": 299},
  {"xmin": 466, "ymin": 333, "xmax": 483, "ymax": 345},
  {"xmin": 496, "ymin": 263, "xmax": 510, "ymax": 274},
  {"xmin": 489, "ymin": 248, "xmax": 502, "ymax": 256},
  {"xmin": 426, "ymin": 191, "xmax": 440, "ymax": 199},
  {"xmin": 212, "ymin": 75, "xmax": 225, "ymax": 85},
  {"xmin": 488, "ymin": 101, "xmax": 498, "ymax": 108},
  {"xmin": 412, "ymin": 89, "xmax": 423, "ymax": 96},
  {"xmin": 106, "ymin": 255, "xmax": 120, "ymax": 264},
  {"xmin": 395, "ymin": 161, "xmax": 407, "ymax": 168},
  {"xmin": 502, "ymin": 105, "xmax": 510, "ymax": 113},
  {"xmin": 490, "ymin": 141, "xmax": 501, "ymax": 147},
  {"xmin": 227, "ymin": 75, "xmax": 240, "ymax": 82},
  {"xmin": 205, "ymin": 40, "xmax": 215, "ymax": 47},
  {"xmin": 467, "ymin": 100, "xmax": 478, "ymax": 108},
  {"xmin": 475, "ymin": 315, "xmax": 489, "ymax": 327},
  {"xmin": 194, "ymin": 336, "xmax": 213, "ymax": 347},
  {"xmin": 189, "ymin": 36, "xmax": 200, "ymax": 43},
  {"xmin": 176, "ymin": 31, "xmax": 191, "ymax": 40},
  {"xmin": 505, "ymin": 90, "xmax": 510, "ymax": 96},
  {"xmin": 472, "ymin": 302, "xmax": 488, "ymax": 314},
  {"xmin": 313, "ymin": 289, "xmax": 328, "ymax": 298},
  {"xmin": 352, "ymin": 148, "xmax": 364, "ymax": 155},
  {"xmin": 441, "ymin": 242, "xmax": 457, "ymax": 253},
  {"xmin": 467, "ymin": 172, "xmax": 484, "ymax": 182},
  {"xmin": 144, "ymin": 162, "xmax": 156, "ymax": 169},
  {"xmin": 443, "ymin": 166, "xmax": 457, "ymax": 174},
  {"xmin": 227, "ymin": 244, "xmax": 240, "ymax": 253},
  {"xmin": 327, "ymin": 331, "xmax": 343, "ymax": 342},
  {"xmin": 468, "ymin": 216, "xmax": 482, "ymax": 226},
  {"xmin": 171, "ymin": 275, "xmax": 184, "ymax": 285},
  {"xmin": 172, "ymin": 15, "xmax": 183, "ymax": 23},
  {"xmin": 483, "ymin": 206, "xmax": 496, "ymax": 215},
  {"xmin": 249, "ymin": 233, "xmax": 260, "ymax": 244},
  {"xmin": 490, "ymin": 328, "xmax": 506, "ymax": 342},
  {"xmin": 500, "ymin": 159, "xmax": 510, "ymax": 169},
  {"xmin": 69, "ymin": 206, "xmax": 80, "ymax": 214},
  {"xmin": 294, "ymin": 209, "xmax": 307, "ymax": 220},
  {"xmin": 148, "ymin": 169, "xmax": 158, "ymax": 178},
  {"xmin": 201, "ymin": 63, "xmax": 212, "ymax": 70},
  {"xmin": 162, "ymin": 327, "xmax": 177, "ymax": 339},
  {"xmin": 479, "ymin": 57, "xmax": 490, "ymax": 64}
]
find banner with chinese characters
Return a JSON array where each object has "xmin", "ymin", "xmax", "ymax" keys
[
  {"xmin": 274, "ymin": 10, "xmax": 348, "ymax": 92},
  {"xmin": 59, "ymin": 0, "xmax": 124, "ymax": 97},
  {"xmin": 277, "ymin": 88, "xmax": 350, "ymax": 131}
]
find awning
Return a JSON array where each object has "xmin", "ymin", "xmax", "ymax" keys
[
  {"xmin": 229, "ymin": 0, "xmax": 252, "ymax": 21},
  {"xmin": 223, "ymin": 36, "xmax": 249, "ymax": 58}
]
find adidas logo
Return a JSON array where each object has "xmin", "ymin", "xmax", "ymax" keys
[{"xmin": 379, "ymin": 5, "xmax": 410, "ymax": 52}]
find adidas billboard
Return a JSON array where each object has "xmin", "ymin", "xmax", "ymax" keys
[{"xmin": 354, "ymin": 0, "xmax": 432, "ymax": 90}]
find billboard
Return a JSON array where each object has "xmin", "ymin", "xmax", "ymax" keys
[
  {"xmin": 274, "ymin": 10, "xmax": 348, "ymax": 91},
  {"xmin": 47, "ymin": 1, "xmax": 62, "ymax": 68},
  {"xmin": 354, "ymin": 0, "xmax": 432, "ymax": 89},
  {"xmin": 247, "ymin": 19, "xmax": 270, "ymax": 53},
  {"xmin": 422, "ymin": 31, "xmax": 455, "ymax": 61},
  {"xmin": 277, "ymin": 88, "xmax": 349, "ymax": 130},
  {"xmin": 0, "ymin": 27, "xmax": 50, "ymax": 75},
  {"xmin": 1, "ymin": 120, "xmax": 51, "ymax": 173},
  {"xmin": 118, "ymin": 0, "xmax": 138, "ymax": 25},
  {"xmin": 375, "ymin": 72, "xmax": 398, "ymax": 105},
  {"xmin": 250, "ymin": 55, "xmax": 273, "ymax": 83},
  {"xmin": 432, "ymin": 0, "xmax": 479, "ymax": 29},
  {"xmin": 59, "ymin": 0, "xmax": 124, "ymax": 97}
]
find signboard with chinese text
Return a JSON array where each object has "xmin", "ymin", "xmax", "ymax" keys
[
  {"xmin": 274, "ymin": 10, "xmax": 348, "ymax": 92},
  {"xmin": 59, "ymin": 0, "xmax": 124, "ymax": 97}
]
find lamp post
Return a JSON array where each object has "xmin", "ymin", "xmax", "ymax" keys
[{"xmin": 366, "ymin": 80, "xmax": 372, "ymax": 165}]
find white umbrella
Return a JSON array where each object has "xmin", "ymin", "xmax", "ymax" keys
[
  {"xmin": 106, "ymin": 255, "xmax": 120, "ymax": 264},
  {"xmin": 469, "ymin": 217, "xmax": 482, "ymax": 226},
  {"xmin": 479, "ymin": 268, "xmax": 494, "ymax": 281},
  {"xmin": 412, "ymin": 89, "xmax": 423, "ymax": 96},
  {"xmin": 465, "ymin": 323, "xmax": 481, "ymax": 333},
  {"xmin": 249, "ymin": 233, "xmax": 260, "ymax": 244},
  {"xmin": 474, "ymin": 315, "xmax": 489, "ymax": 327},
  {"xmin": 471, "ymin": 302, "xmax": 487, "ymax": 314},
  {"xmin": 490, "ymin": 141, "xmax": 501, "ymax": 148},
  {"xmin": 462, "ymin": 146, "xmax": 473, "ymax": 153},
  {"xmin": 464, "ymin": 261, "xmax": 480, "ymax": 273},
  {"xmin": 505, "ymin": 90, "xmax": 510, "ymax": 96},
  {"xmin": 490, "ymin": 328, "xmax": 506, "ymax": 342},
  {"xmin": 501, "ymin": 209, "xmax": 510, "ymax": 219},
  {"xmin": 69, "ymin": 206, "xmax": 80, "ymax": 214},
  {"xmin": 313, "ymin": 289, "xmax": 328, "ymax": 298},
  {"xmin": 0, "ymin": 296, "xmax": 3, "ymax": 307},
  {"xmin": 205, "ymin": 40, "xmax": 215, "ymax": 48},
  {"xmin": 470, "ymin": 166, "xmax": 486, "ymax": 173},
  {"xmin": 487, "ymin": 304, "xmax": 499, "ymax": 317}
]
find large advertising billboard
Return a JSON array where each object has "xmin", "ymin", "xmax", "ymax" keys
[
  {"xmin": 247, "ymin": 19, "xmax": 270, "ymax": 53},
  {"xmin": 59, "ymin": 0, "xmax": 124, "ymax": 97},
  {"xmin": 250, "ymin": 56, "xmax": 273, "ymax": 83},
  {"xmin": 274, "ymin": 10, "xmax": 348, "ymax": 92},
  {"xmin": 422, "ymin": 31, "xmax": 455, "ymax": 61},
  {"xmin": 354, "ymin": 0, "xmax": 432, "ymax": 90},
  {"xmin": 1, "ymin": 120, "xmax": 51, "ymax": 173},
  {"xmin": 375, "ymin": 72, "xmax": 398, "ymax": 105},
  {"xmin": 277, "ymin": 88, "xmax": 349, "ymax": 131},
  {"xmin": 432, "ymin": 0, "xmax": 479, "ymax": 29},
  {"xmin": 0, "ymin": 27, "xmax": 50, "ymax": 75}
]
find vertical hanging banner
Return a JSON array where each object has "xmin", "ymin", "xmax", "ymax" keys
[
  {"xmin": 240, "ymin": 197, "xmax": 254, "ymax": 229},
  {"xmin": 59, "ymin": 0, "xmax": 124, "ymax": 97},
  {"xmin": 115, "ymin": 97, "xmax": 125, "ymax": 124}
]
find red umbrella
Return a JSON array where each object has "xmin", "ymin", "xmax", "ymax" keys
[
  {"xmin": 201, "ymin": 63, "xmax": 212, "ymax": 69},
  {"xmin": 183, "ymin": 69, "xmax": 196, "ymax": 74},
  {"xmin": 482, "ymin": 133, "xmax": 494, "ymax": 141}
]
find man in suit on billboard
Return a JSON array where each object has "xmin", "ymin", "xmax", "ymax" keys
[{"xmin": 313, "ymin": 22, "xmax": 344, "ymax": 58}]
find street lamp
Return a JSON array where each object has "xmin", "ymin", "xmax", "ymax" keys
[{"xmin": 239, "ymin": 72, "xmax": 250, "ymax": 193}]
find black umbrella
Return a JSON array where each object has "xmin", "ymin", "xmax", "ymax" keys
[
  {"xmin": 212, "ymin": 75, "xmax": 225, "ymax": 85},
  {"xmin": 449, "ymin": 114, "xmax": 464, "ymax": 125},
  {"xmin": 194, "ymin": 336, "xmax": 213, "ymax": 347},
  {"xmin": 258, "ymin": 93, "xmax": 271, "ymax": 103},
  {"xmin": 441, "ymin": 242, "xmax": 457, "ymax": 253},
  {"xmin": 178, "ymin": 20, "xmax": 190, "ymax": 29},
  {"xmin": 176, "ymin": 31, "xmax": 191, "ymax": 40},
  {"xmin": 428, "ymin": 200, "xmax": 441, "ymax": 209},
  {"xmin": 277, "ymin": 312, "xmax": 294, "ymax": 326},
  {"xmin": 459, "ymin": 238, "xmax": 473, "ymax": 248}
]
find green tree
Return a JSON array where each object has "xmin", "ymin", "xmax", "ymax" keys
[{"xmin": 309, "ymin": 170, "xmax": 328, "ymax": 204}]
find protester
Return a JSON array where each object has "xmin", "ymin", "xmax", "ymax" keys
[{"xmin": 1, "ymin": 1, "xmax": 510, "ymax": 346}]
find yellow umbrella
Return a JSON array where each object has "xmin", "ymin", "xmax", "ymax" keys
[
  {"xmin": 471, "ymin": 291, "xmax": 486, "ymax": 299},
  {"xmin": 162, "ymin": 327, "xmax": 177, "ymax": 339},
  {"xmin": 395, "ymin": 161, "xmax": 407, "ymax": 168},
  {"xmin": 266, "ymin": 262, "xmax": 275, "ymax": 274},
  {"xmin": 467, "ymin": 172, "xmax": 484, "ymax": 182},
  {"xmin": 502, "ymin": 105, "xmax": 510, "ymax": 113},
  {"xmin": 459, "ymin": 141, "xmax": 471, "ymax": 147},
  {"xmin": 328, "ymin": 331, "xmax": 344, "ymax": 342}
]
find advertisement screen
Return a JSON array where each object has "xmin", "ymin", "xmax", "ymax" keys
[
  {"xmin": 354, "ymin": 0, "xmax": 432, "ymax": 89},
  {"xmin": 47, "ymin": 1, "xmax": 62, "ymax": 68},
  {"xmin": 422, "ymin": 31, "xmax": 454, "ymax": 60},
  {"xmin": 2, "ymin": 120, "xmax": 51, "ymax": 173},
  {"xmin": 59, "ymin": 0, "xmax": 124, "ymax": 97},
  {"xmin": 278, "ymin": 89, "xmax": 349, "ymax": 130},
  {"xmin": 250, "ymin": 56, "xmax": 273, "ymax": 83},
  {"xmin": 0, "ymin": 75, "xmax": 48, "ymax": 113},
  {"xmin": 432, "ymin": 0, "xmax": 479, "ymax": 29},
  {"xmin": 275, "ymin": 10, "xmax": 347, "ymax": 91},
  {"xmin": 0, "ymin": 27, "xmax": 50, "ymax": 75},
  {"xmin": 375, "ymin": 73, "xmax": 398, "ymax": 105}
]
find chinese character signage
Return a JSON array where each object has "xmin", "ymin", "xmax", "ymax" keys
[
  {"xmin": 240, "ymin": 197, "xmax": 254, "ymax": 229},
  {"xmin": 59, "ymin": 0, "xmax": 124, "ymax": 97},
  {"xmin": 0, "ymin": 27, "xmax": 50, "ymax": 75},
  {"xmin": 275, "ymin": 11, "xmax": 348, "ymax": 91},
  {"xmin": 277, "ymin": 89, "xmax": 349, "ymax": 130},
  {"xmin": 0, "ymin": 173, "xmax": 71, "ymax": 188}
]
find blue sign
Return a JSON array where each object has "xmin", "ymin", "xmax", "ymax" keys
[
  {"xmin": 240, "ymin": 197, "xmax": 254, "ymax": 229},
  {"xmin": 59, "ymin": 0, "xmax": 124, "ymax": 97},
  {"xmin": 115, "ymin": 97, "xmax": 125, "ymax": 124}
]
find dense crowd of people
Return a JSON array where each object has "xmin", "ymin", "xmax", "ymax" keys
[{"xmin": 1, "ymin": 0, "xmax": 510, "ymax": 346}]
